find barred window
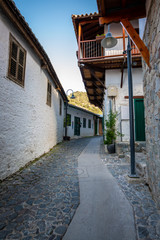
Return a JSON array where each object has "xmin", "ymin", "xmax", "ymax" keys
[
  {"xmin": 8, "ymin": 34, "xmax": 26, "ymax": 86},
  {"xmin": 47, "ymin": 81, "xmax": 52, "ymax": 106}
]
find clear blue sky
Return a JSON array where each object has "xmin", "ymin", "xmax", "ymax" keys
[{"xmin": 13, "ymin": 0, "xmax": 98, "ymax": 92}]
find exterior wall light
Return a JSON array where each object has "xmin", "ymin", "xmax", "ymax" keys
[{"xmin": 101, "ymin": 24, "xmax": 117, "ymax": 48}]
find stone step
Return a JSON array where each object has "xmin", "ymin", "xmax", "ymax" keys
[
  {"xmin": 116, "ymin": 141, "xmax": 146, "ymax": 155},
  {"xmin": 124, "ymin": 152, "xmax": 147, "ymax": 179}
]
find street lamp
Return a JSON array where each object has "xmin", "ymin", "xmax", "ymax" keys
[
  {"xmin": 101, "ymin": 24, "xmax": 117, "ymax": 48},
  {"xmin": 64, "ymin": 89, "xmax": 75, "ymax": 140},
  {"xmin": 125, "ymin": 36, "xmax": 137, "ymax": 178},
  {"xmin": 101, "ymin": 27, "xmax": 137, "ymax": 177}
]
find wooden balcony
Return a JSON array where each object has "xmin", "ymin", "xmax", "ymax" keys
[{"xmin": 78, "ymin": 36, "xmax": 140, "ymax": 61}]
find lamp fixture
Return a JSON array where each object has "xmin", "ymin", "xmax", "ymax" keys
[{"xmin": 101, "ymin": 24, "xmax": 117, "ymax": 49}]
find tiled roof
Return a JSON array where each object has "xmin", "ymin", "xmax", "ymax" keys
[
  {"xmin": 1, "ymin": 0, "xmax": 68, "ymax": 101},
  {"xmin": 72, "ymin": 12, "xmax": 100, "ymax": 41},
  {"xmin": 68, "ymin": 104, "xmax": 102, "ymax": 117},
  {"xmin": 72, "ymin": 12, "xmax": 99, "ymax": 19}
]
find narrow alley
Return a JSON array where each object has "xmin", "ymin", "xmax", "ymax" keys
[{"xmin": 0, "ymin": 136, "xmax": 160, "ymax": 240}]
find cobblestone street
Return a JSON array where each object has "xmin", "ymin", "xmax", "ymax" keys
[
  {"xmin": 100, "ymin": 140, "xmax": 160, "ymax": 240},
  {"xmin": 0, "ymin": 138, "xmax": 91, "ymax": 240},
  {"xmin": 0, "ymin": 136, "xmax": 160, "ymax": 240}
]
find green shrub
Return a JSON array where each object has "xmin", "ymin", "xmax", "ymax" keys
[{"xmin": 104, "ymin": 111, "xmax": 123, "ymax": 145}]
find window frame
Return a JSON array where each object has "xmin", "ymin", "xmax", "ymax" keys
[
  {"xmin": 64, "ymin": 114, "xmax": 71, "ymax": 127},
  {"xmin": 67, "ymin": 114, "xmax": 71, "ymax": 126},
  {"xmin": 59, "ymin": 98, "xmax": 62, "ymax": 115},
  {"xmin": 83, "ymin": 118, "xmax": 86, "ymax": 128},
  {"xmin": 46, "ymin": 80, "xmax": 52, "ymax": 107},
  {"xmin": 88, "ymin": 119, "xmax": 91, "ymax": 128},
  {"xmin": 7, "ymin": 34, "xmax": 26, "ymax": 87}
]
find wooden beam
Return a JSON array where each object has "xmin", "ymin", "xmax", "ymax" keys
[
  {"xmin": 41, "ymin": 60, "xmax": 47, "ymax": 69},
  {"xmin": 122, "ymin": 27, "xmax": 126, "ymax": 52},
  {"xmin": 92, "ymin": 81, "xmax": 104, "ymax": 92},
  {"xmin": 121, "ymin": 19, "xmax": 150, "ymax": 67},
  {"xmin": 86, "ymin": 66, "xmax": 106, "ymax": 89},
  {"xmin": 80, "ymin": 19, "xmax": 99, "ymax": 26},
  {"xmin": 99, "ymin": 0, "xmax": 106, "ymax": 16},
  {"xmin": 121, "ymin": 0, "xmax": 127, "ymax": 8},
  {"xmin": 84, "ymin": 64, "xmax": 105, "ymax": 73},
  {"xmin": 99, "ymin": 5, "xmax": 146, "ymax": 25},
  {"xmin": 124, "ymin": 96, "xmax": 144, "ymax": 99}
]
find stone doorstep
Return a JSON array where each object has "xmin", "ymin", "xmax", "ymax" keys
[
  {"xmin": 125, "ymin": 175, "xmax": 145, "ymax": 184},
  {"xmin": 116, "ymin": 141, "xmax": 146, "ymax": 155}
]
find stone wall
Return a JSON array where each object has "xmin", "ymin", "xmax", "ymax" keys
[
  {"xmin": 0, "ymin": 9, "xmax": 65, "ymax": 180},
  {"xmin": 143, "ymin": 0, "xmax": 160, "ymax": 207}
]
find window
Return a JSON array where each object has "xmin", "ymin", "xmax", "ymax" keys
[
  {"xmin": 83, "ymin": 118, "xmax": 86, "ymax": 128},
  {"xmin": 67, "ymin": 114, "xmax": 71, "ymax": 126},
  {"xmin": 88, "ymin": 119, "xmax": 91, "ymax": 128},
  {"xmin": 64, "ymin": 114, "xmax": 71, "ymax": 126},
  {"xmin": 46, "ymin": 80, "xmax": 52, "ymax": 106},
  {"xmin": 8, "ymin": 34, "xmax": 26, "ymax": 86},
  {"xmin": 59, "ymin": 98, "xmax": 62, "ymax": 115}
]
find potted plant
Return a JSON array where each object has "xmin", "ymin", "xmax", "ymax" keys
[
  {"xmin": 104, "ymin": 110, "xmax": 123, "ymax": 154},
  {"xmin": 96, "ymin": 33, "xmax": 105, "ymax": 40}
]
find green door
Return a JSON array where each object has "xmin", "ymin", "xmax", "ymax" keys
[
  {"xmin": 74, "ymin": 117, "xmax": 80, "ymax": 136},
  {"xmin": 134, "ymin": 99, "xmax": 145, "ymax": 141}
]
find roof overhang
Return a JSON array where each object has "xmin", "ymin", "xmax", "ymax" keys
[
  {"xmin": 72, "ymin": 13, "xmax": 103, "ymax": 41},
  {"xmin": 97, "ymin": 0, "xmax": 146, "ymax": 20},
  {"xmin": 0, "ymin": 0, "xmax": 68, "ymax": 101}
]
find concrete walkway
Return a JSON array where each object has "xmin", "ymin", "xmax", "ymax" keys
[{"xmin": 63, "ymin": 137, "xmax": 136, "ymax": 240}]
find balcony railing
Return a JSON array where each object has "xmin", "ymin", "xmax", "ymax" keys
[{"xmin": 78, "ymin": 36, "xmax": 140, "ymax": 60}]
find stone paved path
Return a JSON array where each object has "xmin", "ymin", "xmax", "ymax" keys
[
  {"xmin": 1, "ymin": 136, "xmax": 160, "ymax": 240},
  {"xmin": 100, "ymin": 140, "xmax": 160, "ymax": 240},
  {"xmin": 63, "ymin": 137, "xmax": 136, "ymax": 240},
  {"xmin": 0, "ymin": 138, "xmax": 91, "ymax": 240}
]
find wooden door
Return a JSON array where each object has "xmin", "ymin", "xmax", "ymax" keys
[
  {"xmin": 134, "ymin": 99, "xmax": 145, "ymax": 141},
  {"xmin": 74, "ymin": 117, "xmax": 80, "ymax": 136}
]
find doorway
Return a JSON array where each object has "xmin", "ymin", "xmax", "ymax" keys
[
  {"xmin": 74, "ymin": 117, "xmax": 80, "ymax": 136},
  {"xmin": 134, "ymin": 99, "xmax": 145, "ymax": 141}
]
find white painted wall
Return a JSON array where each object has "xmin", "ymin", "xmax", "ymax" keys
[
  {"xmin": 65, "ymin": 105, "xmax": 98, "ymax": 139},
  {"xmin": 0, "ymin": 11, "xmax": 65, "ymax": 179},
  {"xmin": 103, "ymin": 68, "xmax": 143, "ymax": 141},
  {"xmin": 139, "ymin": 18, "xmax": 147, "ymax": 40}
]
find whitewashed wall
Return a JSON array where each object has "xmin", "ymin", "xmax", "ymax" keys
[
  {"xmin": 0, "ymin": 11, "xmax": 64, "ymax": 179},
  {"xmin": 103, "ymin": 68, "xmax": 143, "ymax": 141},
  {"xmin": 65, "ymin": 105, "xmax": 96, "ymax": 139}
]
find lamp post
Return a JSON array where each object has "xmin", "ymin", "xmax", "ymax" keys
[
  {"xmin": 101, "ymin": 25, "xmax": 137, "ymax": 177},
  {"xmin": 125, "ymin": 36, "xmax": 137, "ymax": 177},
  {"xmin": 64, "ymin": 89, "xmax": 75, "ymax": 140}
]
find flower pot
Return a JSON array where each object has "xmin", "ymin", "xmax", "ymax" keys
[
  {"xmin": 96, "ymin": 35, "xmax": 105, "ymax": 41},
  {"xmin": 107, "ymin": 144, "xmax": 115, "ymax": 154}
]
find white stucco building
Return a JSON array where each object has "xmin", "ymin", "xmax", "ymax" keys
[
  {"xmin": 64, "ymin": 104, "xmax": 102, "ymax": 139},
  {"xmin": 72, "ymin": 15, "xmax": 145, "ymax": 143},
  {"xmin": 0, "ymin": 0, "xmax": 68, "ymax": 180},
  {"xmin": 103, "ymin": 67, "xmax": 144, "ymax": 142}
]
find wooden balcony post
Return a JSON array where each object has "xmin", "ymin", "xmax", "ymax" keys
[
  {"xmin": 122, "ymin": 27, "xmax": 126, "ymax": 53},
  {"xmin": 78, "ymin": 24, "xmax": 82, "ymax": 60}
]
